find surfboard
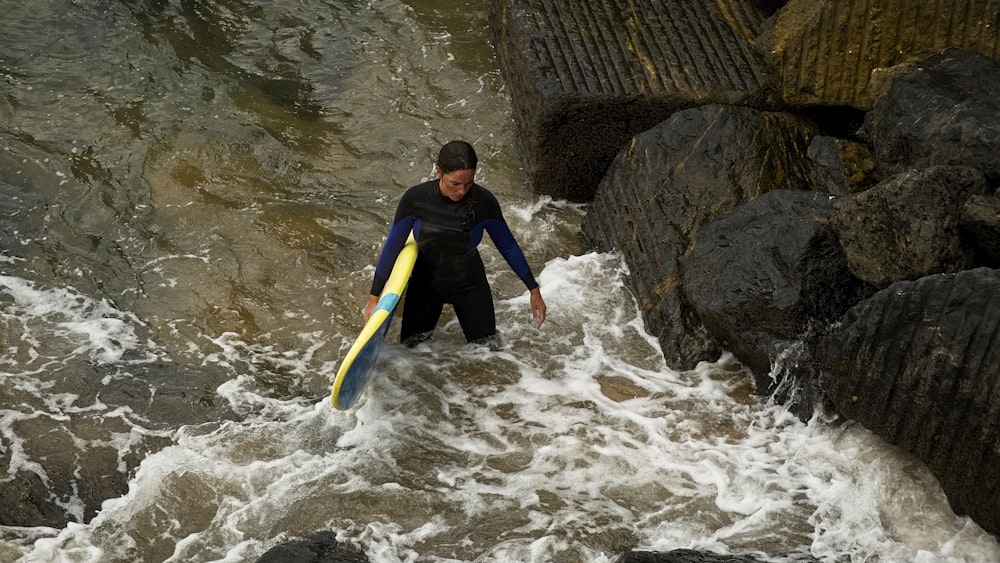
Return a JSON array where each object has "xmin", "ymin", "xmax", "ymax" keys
[{"xmin": 331, "ymin": 232, "xmax": 418, "ymax": 410}]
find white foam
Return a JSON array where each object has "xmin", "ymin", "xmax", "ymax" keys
[
  {"xmin": 11, "ymin": 251, "xmax": 1000, "ymax": 563},
  {"xmin": 0, "ymin": 275, "xmax": 144, "ymax": 365}
]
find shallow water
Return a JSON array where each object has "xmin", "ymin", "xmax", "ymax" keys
[{"xmin": 1, "ymin": 1, "xmax": 999, "ymax": 562}]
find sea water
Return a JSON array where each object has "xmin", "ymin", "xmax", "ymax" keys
[
  {"xmin": 1, "ymin": 1, "xmax": 999, "ymax": 562},
  {"xmin": 5, "ymin": 247, "xmax": 999, "ymax": 562}
]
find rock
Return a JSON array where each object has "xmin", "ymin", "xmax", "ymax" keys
[
  {"xmin": 814, "ymin": 268, "xmax": 1000, "ymax": 537},
  {"xmin": 860, "ymin": 48, "xmax": 1000, "ymax": 182},
  {"xmin": 764, "ymin": 0, "xmax": 1000, "ymax": 109},
  {"xmin": 489, "ymin": 0, "xmax": 771, "ymax": 201},
  {"xmin": 618, "ymin": 548, "xmax": 816, "ymax": 562},
  {"xmin": 806, "ymin": 136, "xmax": 877, "ymax": 196},
  {"xmin": 684, "ymin": 190, "xmax": 873, "ymax": 411},
  {"xmin": 256, "ymin": 531, "xmax": 368, "ymax": 563},
  {"xmin": 0, "ymin": 361, "xmax": 237, "ymax": 528},
  {"xmin": 582, "ymin": 104, "xmax": 818, "ymax": 369},
  {"xmin": 960, "ymin": 194, "xmax": 1000, "ymax": 265},
  {"xmin": 829, "ymin": 165, "xmax": 989, "ymax": 288},
  {"xmin": 497, "ymin": 2, "xmax": 1000, "ymax": 539},
  {"xmin": 0, "ymin": 472, "xmax": 78, "ymax": 529}
]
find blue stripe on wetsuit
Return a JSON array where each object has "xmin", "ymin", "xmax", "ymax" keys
[
  {"xmin": 478, "ymin": 219, "xmax": 538, "ymax": 291},
  {"xmin": 371, "ymin": 217, "xmax": 416, "ymax": 295}
]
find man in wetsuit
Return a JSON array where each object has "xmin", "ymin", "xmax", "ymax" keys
[{"xmin": 363, "ymin": 140, "xmax": 546, "ymax": 347}]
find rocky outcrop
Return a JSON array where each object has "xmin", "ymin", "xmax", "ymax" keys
[
  {"xmin": 764, "ymin": 0, "xmax": 1000, "ymax": 108},
  {"xmin": 491, "ymin": 0, "xmax": 1000, "ymax": 202},
  {"xmin": 814, "ymin": 268, "xmax": 1000, "ymax": 537},
  {"xmin": 599, "ymin": 48, "xmax": 1000, "ymax": 534},
  {"xmin": 488, "ymin": 0, "xmax": 773, "ymax": 202},
  {"xmin": 493, "ymin": 0, "xmax": 1000, "ymax": 539}
]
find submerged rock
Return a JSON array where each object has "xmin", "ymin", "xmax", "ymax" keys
[
  {"xmin": 0, "ymin": 361, "xmax": 237, "ymax": 528},
  {"xmin": 618, "ymin": 548, "xmax": 817, "ymax": 562},
  {"xmin": 256, "ymin": 531, "xmax": 367, "ymax": 563}
]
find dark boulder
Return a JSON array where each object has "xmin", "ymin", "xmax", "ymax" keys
[
  {"xmin": 860, "ymin": 48, "xmax": 1000, "ymax": 183},
  {"xmin": 684, "ymin": 190, "xmax": 873, "ymax": 411},
  {"xmin": 582, "ymin": 104, "xmax": 818, "ymax": 369},
  {"xmin": 814, "ymin": 268, "xmax": 1000, "ymax": 536},
  {"xmin": 829, "ymin": 165, "xmax": 989, "ymax": 288},
  {"xmin": 489, "ymin": 0, "xmax": 771, "ymax": 201}
]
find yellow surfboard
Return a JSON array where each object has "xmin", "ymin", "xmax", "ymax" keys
[{"xmin": 331, "ymin": 233, "xmax": 418, "ymax": 410}]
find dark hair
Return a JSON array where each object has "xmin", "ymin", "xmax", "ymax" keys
[{"xmin": 437, "ymin": 140, "xmax": 478, "ymax": 173}]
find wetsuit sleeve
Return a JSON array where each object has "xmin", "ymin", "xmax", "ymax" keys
[
  {"xmin": 370, "ymin": 216, "xmax": 415, "ymax": 296},
  {"xmin": 485, "ymin": 219, "xmax": 539, "ymax": 291}
]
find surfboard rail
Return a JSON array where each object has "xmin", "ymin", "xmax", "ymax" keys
[{"xmin": 330, "ymin": 233, "xmax": 418, "ymax": 410}]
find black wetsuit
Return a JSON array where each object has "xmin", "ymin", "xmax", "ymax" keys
[{"xmin": 371, "ymin": 179, "xmax": 538, "ymax": 343}]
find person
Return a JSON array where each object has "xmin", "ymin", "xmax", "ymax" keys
[{"xmin": 364, "ymin": 140, "xmax": 546, "ymax": 348}]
